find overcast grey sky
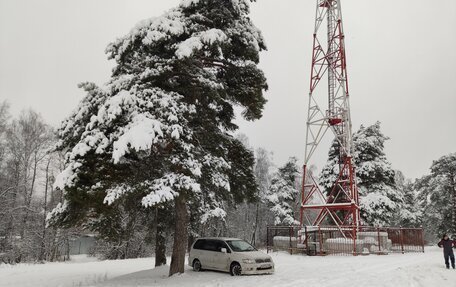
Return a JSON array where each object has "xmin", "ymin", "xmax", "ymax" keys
[{"xmin": 1, "ymin": 0, "xmax": 455, "ymax": 179}]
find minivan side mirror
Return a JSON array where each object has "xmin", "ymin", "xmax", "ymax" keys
[{"xmin": 221, "ymin": 248, "xmax": 227, "ymax": 253}]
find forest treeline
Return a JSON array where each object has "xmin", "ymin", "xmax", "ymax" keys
[{"xmin": 0, "ymin": 101, "xmax": 454, "ymax": 265}]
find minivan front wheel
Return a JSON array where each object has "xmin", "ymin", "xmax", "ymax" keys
[
  {"xmin": 230, "ymin": 262, "xmax": 242, "ymax": 276},
  {"xmin": 193, "ymin": 259, "xmax": 202, "ymax": 272}
]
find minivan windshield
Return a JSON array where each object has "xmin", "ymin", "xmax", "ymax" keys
[{"xmin": 226, "ymin": 240, "xmax": 256, "ymax": 252}]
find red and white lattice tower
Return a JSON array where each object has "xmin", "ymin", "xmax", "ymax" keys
[{"xmin": 300, "ymin": 0, "xmax": 360, "ymax": 236}]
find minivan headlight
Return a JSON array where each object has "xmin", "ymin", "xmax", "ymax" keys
[{"xmin": 242, "ymin": 259, "xmax": 255, "ymax": 264}]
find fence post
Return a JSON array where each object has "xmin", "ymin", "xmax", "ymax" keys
[
  {"xmin": 353, "ymin": 226, "xmax": 356, "ymax": 256},
  {"xmin": 420, "ymin": 226, "xmax": 425, "ymax": 253},
  {"xmin": 400, "ymin": 227, "xmax": 404, "ymax": 254},
  {"xmin": 266, "ymin": 226, "xmax": 269, "ymax": 253},
  {"xmin": 377, "ymin": 227, "xmax": 381, "ymax": 254},
  {"xmin": 304, "ymin": 225, "xmax": 308, "ymax": 254},
  {"xmin": 318, "ymin": 226, "xmax": 323, "ymax": 255},
  {"xmin": 289, "ymin": 226, "xmax": 293, "ymax": 255}
]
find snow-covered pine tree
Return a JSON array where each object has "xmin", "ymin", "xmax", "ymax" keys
[
  {"xmin": 417, "ymin": 153, "xmax": 456, "ymax": 238},
  {"xmin": 48, "ymin": 0, "xmax": 267, "ymax": 276},
  {"xmin": 266, "ymin": 157, "xmax": 300, "ymax": 226},
  {"xmin": 319, "ymin": 139, "xmax": 341, "ymax": 197},
  {"xmin": 251, "ymin": 147, "xmax": 274, "ymax": 243},
  {"xmin": 319, "ymin": 121, "xmax": 402, "ymax": 226},
  {"xmin": 354, "ymin": 123, "xmax": 403, "ymax": 226},
  {"xmin": 394, "ymin": 170, "xmax": 420, "ymax": 227}
]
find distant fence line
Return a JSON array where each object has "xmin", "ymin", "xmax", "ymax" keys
[{"xmin": 266, "ymin": 225, "xmax": 425, "ymax": 256}]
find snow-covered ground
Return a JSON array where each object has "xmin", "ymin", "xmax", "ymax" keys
[{"xmin": 1, "ymin": 247, "xmax": 455, "ymax": 287}]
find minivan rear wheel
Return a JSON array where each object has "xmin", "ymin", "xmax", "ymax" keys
[
  {"xmin": 193, "ymin": 259, "xmax": 202, "ymax": 272},
  {"xmin": 230, "ymin": 262, "xmax": 242, "ymax": 276}
]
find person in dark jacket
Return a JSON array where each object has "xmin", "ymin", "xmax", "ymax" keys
[{"xmin": 437, "ymin": 234, "xmax": 456, "ymax": 269}]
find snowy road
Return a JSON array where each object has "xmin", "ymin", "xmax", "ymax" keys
[{"xmin": 1, "ymin": 247, "xmax": 455, "ymax": 287}]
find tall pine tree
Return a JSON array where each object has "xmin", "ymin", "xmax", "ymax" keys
[
  {"xmin": 417, "ymin": 153, "xmax": 456, "ymax": 239},
  {"xmin": 48, "ymin": 0, "xmax": 267, "ymax": 275},
  {"xmin": 319, "ymin": 122, "xmax": 403, "ymax": 226},
  {"xmin": 265, "ymin": 157, "xmax": 300, "ymax": 226},
  {"xmin": 394, "ymin": 170, "xmax": 420, "ymax": 227}
]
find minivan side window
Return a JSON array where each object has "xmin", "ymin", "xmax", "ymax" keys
[
  {"xmin": 202, "ymin": 239, "xmax": 218, "ymax": 251},
  {"xmin": 193, "ymin": 239, "xmax": 205, "ymax": 250},
  {"xmin": 215, "ymin": 240, "xmax": 231, "ymax": 253},
  {"xmin": 193, "ymin": 239, "xmax": 231, "ymax": 252}
]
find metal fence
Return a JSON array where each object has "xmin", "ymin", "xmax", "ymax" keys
[{"xmin": 266, "ymin": 225, "xmax": 424, "ymax": 256}]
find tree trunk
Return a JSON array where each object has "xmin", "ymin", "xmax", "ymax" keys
[
  {"xmin": 5, "ymin": 162, "xmax": 20, "ymax": 250},
  {"xmin": 187, "ymin": 233, "xmax": 194, "ymax": 253},
  {"xmin": 39, "ymin": 158, "xmax": 51, "ymax": 261},
  {"xmin": 155, "ymin": 208, "xmax": 167, "ymax": 267},
  {"xmin": 251, "ymin": 203, "xmax": 260, "ymax": 245},
  {"xmin": 169, "ymin": 193, "xmax": 188, "ymax": 276},
  {"xmin": 49, "ymin": 228, "xmax": 58, "ymax": 262},
  {"xmin": 65, "ymin": 236, "xmax": 70, "ymax": 261},
  {"xmin": 20, "ymin": 152, "xmax": 38, "ymax": 239}
]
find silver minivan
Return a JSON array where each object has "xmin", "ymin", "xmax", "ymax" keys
[{"xmin": 188, "ymin": 237, "xmax": 274, "ymax": 276}]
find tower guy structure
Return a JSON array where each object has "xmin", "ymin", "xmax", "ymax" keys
[{"xmin": 300, "ymin": 0, "xmax": 360, "ymax": 236}]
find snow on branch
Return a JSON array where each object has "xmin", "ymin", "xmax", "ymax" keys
[
  {"xmin": 53, "ymin": 161, "xmax": 82, "ymax": 190},
  {"xmin": 45, "ymin": 201, "xmax": 68, "ymax": 227},
  {"xmin": 200, "ymin": 207, "xmax": 227, "ymax": 224},
  {"xmin": 141, "ymin": 173, "xmax": 201, "ymax": 207},
  {"xmin": 103, "ymin": 185, "xmax": 133, "ymax": 205},
  {"xmin": 106, "ymin": 10, "xmax": 186, "ymax": 61},
  {"xmin": 175, "ymin": 29, "xmax": 228, "ymax": 59},
  {"xmin": 112, "ymin": 114, "xmax": 163, "ymax": 163}
]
